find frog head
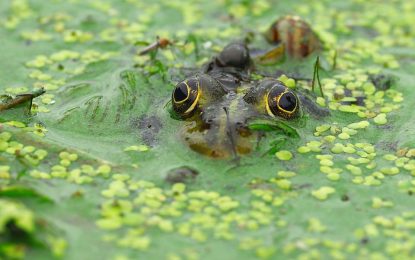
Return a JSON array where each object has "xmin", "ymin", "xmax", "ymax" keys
[{"xmin": 171, "ymin": 42, "xmax": 327, "ymax": 159}]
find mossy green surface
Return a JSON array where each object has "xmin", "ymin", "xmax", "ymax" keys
[{"xmin": 1, "ymin": 0, "xmax": 415, "ymax": 259}]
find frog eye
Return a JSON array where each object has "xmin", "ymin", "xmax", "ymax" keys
[
  {"xmin": 217, "ymin": 43, "xmax": 250, "ymax": 69},
  {"xmin": 172, "ymin": 77, "xmax": 200, "ymax": 116},
  {"xmin": 266, "ymin": 83, "xmax": 299, "ymax": 119}
]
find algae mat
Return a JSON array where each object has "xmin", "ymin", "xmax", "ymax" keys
[{"xmin": 1, "ymin": 0, "xmax": 415, "ymax": 259}]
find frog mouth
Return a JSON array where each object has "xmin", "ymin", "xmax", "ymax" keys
[
  {"xmin": 183, "ymin": 130, "xmax": 254, "ymax": 159},
  {"xmin": 181, "ymin": 108, "xmax": 256, "ymax": 159},
  {"xmin": 180, "ymin": 112, "xmax": 303, "ymax": 159}
]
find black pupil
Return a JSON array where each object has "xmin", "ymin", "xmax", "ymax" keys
[
  {"xmin": 174, "ymin": 83, "xmax": 188, "ymax": 102},
  {"xmin": 279, "ymin": 92, "xmax": 297, "ymax": 111}
]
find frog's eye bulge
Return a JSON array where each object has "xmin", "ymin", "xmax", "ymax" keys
[
  {"xmin": 216, "ymin": 42, "xmax": 251, "ymax": 69},
  {"xmin": 172, "ymin": 78, "xmax": 200, "ymax": 116},
  {"xmin": 172, "ymin": 74, "xmax": 227, "ymax": 117},
  {"xmin": 266, "ymin": 84, "xmax": 299, "ymax": 119},
  {"xmin": 243, "ymin": 79, "xmax": 300, "ymax": 119}
]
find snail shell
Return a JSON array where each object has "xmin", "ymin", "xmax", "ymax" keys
[{"xmin": 265, "ymin": 15, "xmax": 321, "ymax": 58}]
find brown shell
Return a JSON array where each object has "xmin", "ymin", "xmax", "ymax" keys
[{"xmin": 265, "ymin": 15, "xmax": 321, "ymax": 58}]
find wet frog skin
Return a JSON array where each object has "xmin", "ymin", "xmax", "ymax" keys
[{"xmin": 171, "ymin": 42, "xmax": 327, "ymax": 159}]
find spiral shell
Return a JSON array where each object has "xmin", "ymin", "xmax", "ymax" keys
[{"xmin": 265, "ymin": 15, "xmax": 321, "ymax": 58}]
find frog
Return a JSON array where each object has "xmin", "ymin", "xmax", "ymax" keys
[{"xmin": 171, "ymin": 42, "xmax": 329, "ymax": 159}]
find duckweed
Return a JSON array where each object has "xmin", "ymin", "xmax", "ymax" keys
[
  {"xmin": 373, "ymin": 113, "xmax": 388, "ymax": 125},
  {"xmin": 124, "ymin": 145, "xmax": 150, "ymax": 152},
  {"xmin": 380, "ymin": 167, "xmax": 400, "ymax": 175},
  {"xmin": 277, "ymin": 171, "xmax": 297, "ymax": 178},
  {"xmin": 338, "ymin": 132, "xmax": 350, "ymax": 140},
  {"xmin": 308, "ymin": 218, "xmax": 327, "ymax": 233},
  {"xmin": 275, "ymin": 150, "xmax": 293, "ymax": 161},
  {"xmin": 346, "ymin": 164, "xmax": 363, "ymax": 175},
  {"xmin": 372, "ymin": 197, "xmax": 394, "ymax": 209},
  {"xmin": 347, "ymin": 120, "xmax": 370, "ymax": 129},
  {"xmin": 297, "ymin": 146, "xmax": 311, "ymax": 153},
  {"xmin": 327, "ymin": 172, "xmax": 341, "ymax": 181},
  {"xmin": 406, "ymin": 149, "xmax": 415, "ymax": 158},
  {"xmin": 311, "ymin": 186, "xmax": 336, "ymax": 200}
]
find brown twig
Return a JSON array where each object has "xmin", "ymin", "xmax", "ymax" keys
[
  {"xmin": 138, "ymin": 37, "xmax": 171, "ymax": 55},
  {"xmin": 0, "ymin": 88, "xmax": 46, "ymax": 113}
]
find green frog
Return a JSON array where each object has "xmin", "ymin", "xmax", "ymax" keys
[{"xmin": 171, "ymin": 42, "xmax": 329, "ymax": 159}]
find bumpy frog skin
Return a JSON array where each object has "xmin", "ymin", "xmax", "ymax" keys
[{"xmin": 171, "ymin": 42, "xmax": 327, "ymax": 159}]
